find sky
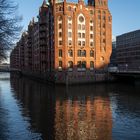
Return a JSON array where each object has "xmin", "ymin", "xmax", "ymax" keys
[
  {"xmin": 14, "ymin": 0, "xmax": 140, "ymax": 37},
  {"xmin": 4, "ymin": 0, "xmax": 140, "ymax": 63}
]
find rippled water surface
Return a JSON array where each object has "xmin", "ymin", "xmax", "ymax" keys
[{"xmin": 0, "ymin": 72, "xmax": 140, "ymax": 140}]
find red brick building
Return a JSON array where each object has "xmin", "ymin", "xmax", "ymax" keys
[{"xmin": 10, "ymin": 0, "xmax": 112, "ymax": 84}]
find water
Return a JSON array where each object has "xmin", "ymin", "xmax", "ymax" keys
[{"xmin": 0, "ymin": 72, "xmax": 140, "ymax": 140}]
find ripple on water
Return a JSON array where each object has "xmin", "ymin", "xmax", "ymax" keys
[{"xmin": 0, "ymin": 74, "xmax": 140, "ymax": 140}]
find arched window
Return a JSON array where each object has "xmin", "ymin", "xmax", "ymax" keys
[
  {"xmin": 59, "ymin": 49, "xmax": 62, "ymax": 57},
  {"xmin": 58, "ymin": 16, "xmax": 62, "ymax": 21},
  {"xmin": 68, "ymin": 16, "xmax": 72, "ymax": 21},
  {"xmin": 82, "ymin": 50, "xmax": 86, "ymax": 57},
  {"xmin": 79, "ymin": 16, "xmax": 84, "ymax": 23},
  {"xmin": 68, "ymin": 61, "xmax": 73, "ymax": 68},
  {"xmin": 82, "ymin": 61, "xmax": 86, "ymax": 68},
  {"xmin": 77, "ymin": 50, "xmax": 86, "ymax": 57},
  {"xmin": 68, "ymin": 23, "xmax": 72, "ymax": 29},
  {"xmin": 90, "ymin": 19, "xmax": 93, "ymax": 24},
  {"xmin": 77, "ymin": 14, "xmax": 85, "ymax": 47},
  {"xmin": 90, "ymin": 61, "xmax": 94, "ymax": 69},
  {"xmin": 90, "ymin": 50, "xmax": 94, "ymax": 57},
  {"xmin": 68, "ymin": 40, "xmax": 72, "ymax": 46},
  {"xmin": 58, "ymin": 23, "xmax": 62, "ymax": 29},
  {"xmin": 68, "ymin": 50, "xmax": 73, "ymax": 57},
  {"xmin": 77, "ymin": 61, "xmax": 86, "ymax": 69}
]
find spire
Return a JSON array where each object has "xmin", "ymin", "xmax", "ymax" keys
[
  {"xmin": 42, "ymin": 0, "xmax": 46, "ymax": 6},
  {"xmin": 78, "ymin": 0, "xmax": 84, "ymax": 4},
  {"xmin": 32, "ymin": 17, "xmax": 35, "ymax": 24}
]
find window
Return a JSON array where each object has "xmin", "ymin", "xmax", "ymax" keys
[
  {"xmin": 68, "ymin": 40, "xmax": 72, "ymax": 46},
  {"xmin": 77, "ymin": 50, "xmax": 86, "ymax": 57},
  {"xmin": 77, "ymin": 61, "xmax": 86, "ymax": 69},
  {"xmin": 90, "ymin": 20, "xmax": 93, "ymax": 23},
  {"xmin": 59, "ymin": 49, "xmax": 62, "ymax": 57},
  {"xmin": 77, "ymin": 61, "xmax": 81, "ymax": 68},
  {"xmin": 77, "ymin": 50, "xmax": 81, "ymax": 57},
  {"xmin": 68, "ymin": 61, "xmax": 73, "ymax": 68},
  {"xmin": 82, "ymin": 33, "xmax": 85, "ymax": 38},
  {"xmin": 103, "ymin": 23, "xmax": 105, "ymax": 28},
  {"xmin": 68, "ymin": 32, "xmax": 72, "ymax": 37},
  {"xmin": 90, "ymin": 50, "xmax": 94, "ymax": 57},
  {"xmin": 79, "ymin": 16, "xmax": 84, "ymax": 22},
  {"xmin": 90, "ymin": 26, "xmax": 93, "ymax": 31},
  {"xmin": 59, "ymin": 24, "xmax": 62, "ymax": 29},
  {"xmin": 82, "ymin": 25, "xmax": 85, "ymax": 30},
  {"xmin": 103, "ymin": 39, "xmax": 106, "ymax": 43},
  {"xmin": 78, "ymin": 33, "xmax": 81, "ymax": 38},
  {"xmin": 68, "ymin": 16, "xmax": 72, "ymax": 21},
  {"xmin": 82, "ymin": 50, "xmax": 86, "ymax": 57},
  {"xmin": 58, "ymin": 61, "xmax": 62, "ymax": 70},
  {"xmin": 78, "ymin": 41, "xmax": 81, "ymax": 46},
  {"xmin": 58, "ymin": 16, "xmax": 62, "ymax": 21},
  {"xmin": 90, "ymin": 42, "xmax": 94, "ymax": 47},
  {"xmin": 68, "ymin": 23, "xmax": 72, "ymax": 29},
  {"xmin": 103, "ymin": 16, "xmax": 106, "ymax": 20},
  {"xmin": 90, "ymin": 61, "xmax": 94, "ymax": 69},
  {"xmin": 82, "ymin": 61, "xmax": 86, "ymax": 68},
  {"xmin": 68, "ymin": 50, "xmax": 73, "ymax": 57},
  {"xmin": 82, "ymin": 41, "xmax": 85, "ymax": 46},
  {"xmin": 59, "ymin": 41, "xmax": 62, "ymax": 45},
  {"xmin": 90, "ymin": 34, "xmax": 93, "ymax": 38},
  {"xmin": 78, "ymin": 24, "xmax": 81, "ymax": 30},
  {"xmin": 59, "ymin": 32, "xmax": 62, "ymax": 37},
  {"xmin": 59, "ymin": 61, "xmax": 62, "ymax": 68}
]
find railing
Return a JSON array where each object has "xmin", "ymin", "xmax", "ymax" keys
[
  {"xmin": 108, "ymin": 66, "xmax": 140, "ymax": 74},
  {"xmin": 0, "ymin": 65, "xmax": 10, "ymax": 72}
]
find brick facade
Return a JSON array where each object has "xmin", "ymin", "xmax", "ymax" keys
[{"xmin": 10, "ymin": 0, "xmax": 112, "ymax": 84}]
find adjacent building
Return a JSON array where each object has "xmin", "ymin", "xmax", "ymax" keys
[
  {"xmin": 110, "ymin": 41, "xmax": 116, "ymax": 66},
  {"xmin": 10, "ymin": 0, "xmax": 112, "ymax": 84},
  {"xmin": 116, "ymin": 29, "xmax": 140, "ymax": 71}
]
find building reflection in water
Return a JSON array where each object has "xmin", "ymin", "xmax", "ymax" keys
[
  {"xmin": 55, "ymin": 87, "xmax": 112, "ymax": 140},
  {"xmin": 10, "ymin": 74, "xmax": 112, "ymax": 140}
]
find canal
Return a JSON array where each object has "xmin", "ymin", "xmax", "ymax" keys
[{"xmin": 0, "ymin": 72, "xmax": 140, "ymax": 140}]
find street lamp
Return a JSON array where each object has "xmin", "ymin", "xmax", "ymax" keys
[{"xmin": 125, "ymin": 64, "xmax": 128, "ymax": 71}]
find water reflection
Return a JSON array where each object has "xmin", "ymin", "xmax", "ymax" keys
[
  {"xmin": 9, "ymin": 74, "xmax": 140, "ymax": 140},
  {"xmin": 10, "ymin": 75, "xmax": 113, "ymax": 140},
  {"xmin": 0, "ymin": 86, "xmax": 9, "ymax": 140},
  {"xmin": 10, "ymin": 75, "xmax": 55, "ymax": 140}
]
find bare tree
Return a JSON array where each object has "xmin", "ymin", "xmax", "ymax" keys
[{"xmin": 0, "ymin": 0, "xmax": 22, "ymax": 62}]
